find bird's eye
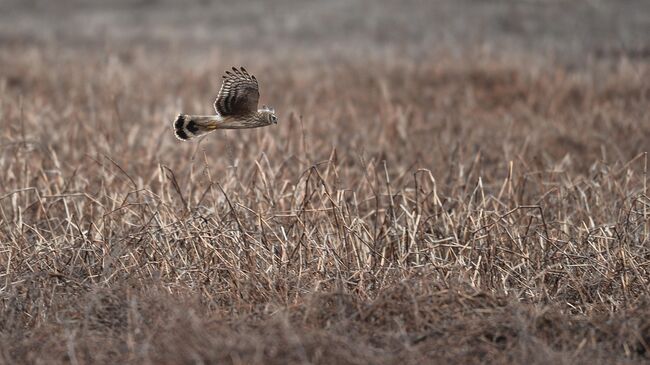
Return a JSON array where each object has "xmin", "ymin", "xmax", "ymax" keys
[{"xmin": 271, "ymin": 115, "xmax": 277, "ymax": 121}]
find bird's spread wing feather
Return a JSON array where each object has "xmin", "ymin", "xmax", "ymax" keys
[{"xmin": 214, "ymin": 67, "xmax": 260, "ymax": 117}]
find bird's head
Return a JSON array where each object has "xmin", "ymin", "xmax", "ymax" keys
[{"xmin": 259, "ymin": 105, "xmax": 278, "ymax": 125}]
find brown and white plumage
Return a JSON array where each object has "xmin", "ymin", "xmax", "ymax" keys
[
  {"xmin": 214, "ymin": 67, "xmax": 260, "ymax": 117},
  {"xmin": 174, "ymin": 66, "xmax": 277, "ymax": 141}
]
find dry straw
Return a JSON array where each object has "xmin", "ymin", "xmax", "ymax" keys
[{"xmin": 1, "ymin": 47, "xmax": 649, "ymax": 364}]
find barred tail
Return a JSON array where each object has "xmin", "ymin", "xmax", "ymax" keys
[{"xmin": 173, "ymin": 114, "xmax": 220, "ymax": 141}]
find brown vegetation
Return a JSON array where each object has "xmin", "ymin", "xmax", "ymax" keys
[{"xmin": 1, "ymin": 43, "xmax": 650, "ymax": 364}]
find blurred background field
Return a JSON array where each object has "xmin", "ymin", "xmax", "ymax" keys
[
  {"xmin": 2, "ymin": 0, "xmax": 650, "ymax": 59},
  {"xmin": 1, "ymin": 1, "xmax": 650, "ymax": 364}
]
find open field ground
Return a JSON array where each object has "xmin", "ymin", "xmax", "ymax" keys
[{"xmin": 1, "ymin": 1, "xmax": 650, "ymax": 364}]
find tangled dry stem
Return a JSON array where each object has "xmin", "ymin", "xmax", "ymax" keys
[{"xmin": 1, "ymin": 46, "xmax": 650, "ymax": 364}]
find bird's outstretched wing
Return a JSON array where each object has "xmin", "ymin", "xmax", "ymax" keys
[{"xmin": 214, "ymin": 67, "xmax": 260, "ymax": 117}]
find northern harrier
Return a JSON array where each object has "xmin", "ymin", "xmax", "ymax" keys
[{"xmin": 174, "ymin": 67, "xmax": 277, "ymax": 141}]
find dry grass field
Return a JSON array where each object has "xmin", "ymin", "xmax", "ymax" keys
[{"xmin": 1, "ymin": 1, "xmax": 650, "ymax": 364}]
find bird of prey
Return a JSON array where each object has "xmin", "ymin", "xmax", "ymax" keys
[{"xmin": 174, "ymin": 67, "xmax": 277, "ymax": 141}]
